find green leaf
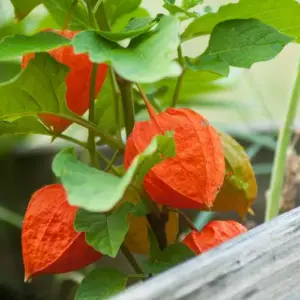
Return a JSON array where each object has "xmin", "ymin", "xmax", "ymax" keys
[
  {"xmin": 43, "ymin": 0, "xmax": 90, "ymax": 30},
  {"xmin": 163, "ymin": 1, "xmax": 198, "ymax": 18},
  {"xmin": 98, "ymin": 17, "xmax": 155, "ymax": 42},
  {"xmin": 144, "ymin": 68, "xmax": 224, "ymax": 106},
  {"xmin": 182, "ymin": 0, "xmax": 300, "ymax": 42},
  {"xmin": 10, "ymin": 0, "xmax": 41, "ymax": 21},
  {"xmin": 0, "ymin": 117, "xmax": 49, "ymax": 136},
  {"xmin": 75, "ymin": 203, "xmax": 132, "ymax": 257},
  {"xmin": 145, "ymin": 244, "xmax": 195, "ymax": 274},
  {"xmin": 75, "ymin": 268, "xmax": 128, "ymax": 300},
  {"xmin": 0, "ymin": 61, "xmax": 20, "ymax": 83},
  {"xmin": 182, "ymin": 0, "xmax": 203, "ymax": 10},
  {"xmin": 197, "ymin": 19, "xmax": 292, "ymax": 73},
  {"xmin": 0, "ymin": 53, "xmax": 72, "ymax": 122},
  {"xmin": 52, "ymin": 133, "xmax": 176, "ymax": 212},
  {"xmin": 185, "ymin": 55, "xmax": 230, "ymax": 77},
  {"xmin": 72, "ymin": 16, "xmax": 182, "ymax": 83},
  {"xmin": 95, "ymin": 76, "xmax": 124, "ymax": 135},
  {"xmin": 105, "ymin": 0, "xmax": 142, "ymax": 26},
  {"xmin": 111, "ymin": 7, "xmax": 150, "ymax": 32},
  {"xmin": 0, "ymin": 32, "xmax": 71, "ymax": 61}
]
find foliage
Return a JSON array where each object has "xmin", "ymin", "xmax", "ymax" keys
[{"xmin": 0, "ymin": 0, "xmax": 298, "ymax": 298}]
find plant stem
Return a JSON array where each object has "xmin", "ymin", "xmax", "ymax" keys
[
  {"xmin": 71, "ymin": 115, "xmax": 124, "ymax": 151},
  {"xmin": 147, "ymin": 213, "xmax": 168, "ymax": 251},
  {"xmin": 85, "ymin": 0, "xmax": 97, "ymax": 28},
  {"xmin": 91, "ymin": 0, "xmax": 110, "ymax": 30},
  {"xmin": 170, "ymin": 208, "xmax": 198, "ymax": 231},
  {"xmin": 171, "ymin": 45, "xmax": 185, "ymax": 108},
  {"xmin": 0, "ymin": 206, "xmax": 22, "ymax": 228},
  {"xmin": 109, "ymin": 67, "xmax": 122, "ymax": 142},
  {"xmin": 142, "ymin": 192, "xmax": 168, "ymax": 250},
  {"xmin": 63, "ymin": 0, "xmax": 78, "ymax": 29},
  {"xmin": 121, "ymin": 244, "xmax": 143, "ymax": 274},
  {"xmin": 265, "ymin": 55, "xmax": 300, "ymax": 221},
  {"xmin": 104, "ymin": 150, "xmax": 120, "ymax": 172},
  {"xmin": 92, "ymin": 0, "xmax": 103, "ymax": 14},
  {"xmin": 97, "ymin": 152, "xmax": 122, "ymax": 176},
  {"xmin": 136, "ymin": 83, "xmax": 157, "ymax": 118},
  {"xmin": 117, "ymin": 78, "xmax": 135, "ymax": 138},
  {"xmin": 51, "ymin": 132, "xmax": 88, "ymax": 148},
  {"xmin": 87, "ymin": 63, "xmax": 100, "ymax": 168}
]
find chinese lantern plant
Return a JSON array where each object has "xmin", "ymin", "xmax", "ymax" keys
[{"xmin": 1, "ymin": 0, "xmax": 298, "ymax": 299}]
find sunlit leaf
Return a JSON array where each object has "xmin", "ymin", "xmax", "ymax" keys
[
  {"xmin": 182, "ymin": 0, "xmax": 300, "ymax": 42},
  {"xmin": 72, "ymin": 16, "xmax": 181, "ymax": 83},
  {"xmin": 0, "ymin": 31, "xmax": 70, "ymax": 61},
  {"xmin": 0, "ymin": 53, "xmax": 72, "ymax": 122},
  {"xmin": 188, "ymin": 19, "xmax": 292, "ymax": 76},
  {"xmin": 52, "ymin": 133, "xmax": 176, "ymax": 212}
]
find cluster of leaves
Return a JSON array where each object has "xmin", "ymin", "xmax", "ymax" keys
[{"xmin": 1, "ymin": 0, "xmax": 300, "ymax": 299}]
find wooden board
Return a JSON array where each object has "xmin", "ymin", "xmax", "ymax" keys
[{"xmin": 110, "ymin": 207, "xmax": 300, "ymax": 300}]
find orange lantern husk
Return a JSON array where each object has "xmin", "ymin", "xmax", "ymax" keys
[
  {"xmin": 21, "ymin": 29, "xmax": 108, "ymax": 132},
  {"xmin": 124, "ymin": 106, "xmax": 225, "ymax": 209},
  {"xmin": 183, "ymin": 220, "xmax": 247, "ymax": 255},
  {"xmin": 22, "ymin": 184, "xmax": 102, "ymax": 281}
]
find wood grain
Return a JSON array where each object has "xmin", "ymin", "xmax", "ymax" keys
[{"xmin": 110, "ymin": 207, "xmax": 300, "ymax": 300}]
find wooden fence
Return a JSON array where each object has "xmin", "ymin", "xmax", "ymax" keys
[{"xmin": 110, "ymin": 207, "xmax": 300, "ymax": 300}]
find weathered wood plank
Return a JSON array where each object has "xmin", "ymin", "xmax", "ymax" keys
[{"xmin": 110, "ymin": 207, "xmax": 300, "ymax": 300}]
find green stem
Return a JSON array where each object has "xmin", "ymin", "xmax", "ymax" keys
[
  {"xmin": 121, "ymin": 244, "xmax": 143, "ymax": 274},
  {"xmin": 87, "ymin": 63, "xmax": 100, "ymax": 168},
  {"xmin": 171, "ymin": 45, "xmax": 185, "ymax": 108},
  {"xmin": 70, "ymin": 115, "xmax": 124, "ymax": 151},
  {"xmin": 172, "ymin": 208, "xmax": 198, "ymax": 231},
  {"xmin": 118, "ymin": 78, "xmax": 135, "ymax": 138},
  {"xmin": 97, "ymin": 152, "xmax": 122, "ymax": 176},
  {"xmin": 91, "ymin": 0, "xmax": 110, "ymax": 31},
  {"xmin": 0, "ymin": 206, "xmax": 22, "ymax": 228},
  {"xmin": 85, "ymin": 0, "xmax": 97, "ymax": 28},
  {"xmin": 265, "ymin": 56, "xmax": 300, "ymax": 221},
  {"xmin": 136, "ymin": 83, "xmax": 157, "ymax": 118},
  {"xmin": 104, "ymin": 150, "xmax": 120, "ymax": 172},
  {"xmin": 109, "ymin": 67, "xmax": 122, "ymax": 142},
  {"xmin": 92, "ymin": 0, "xmax": 103, "ymax": 14},
  {"xmin": 63, "ymin": 0, "xmax": 78, "ymax": 29},
  {"xmin": 51, "ymin": 132, "xmax": 88, "ymax": 148}
]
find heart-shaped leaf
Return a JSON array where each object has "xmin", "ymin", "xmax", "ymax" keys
[
  {"xmin": 182, "ymin": 0, "xmax": 300, "ymax": 42},
  {"xmin": 188, "ymin": 19, "xmax": 293, "ymax": 76},
  {"xmin": 52, "ymin": 132, "xmax": 176, "ymax": 212},
  {"xmin": 72, "ymin": 16, "xmax": 182, "ymax": 83},
  {"xmin": 0, "ymin": 32, "xmax": 71, "ymax": 61},
  {"xmin": 144, "ymin": 244, "xmax": 195, "ymax": 274},
  {"xmin": 75, "ymin": 203, "xmax": 133, "ymax": 257}
]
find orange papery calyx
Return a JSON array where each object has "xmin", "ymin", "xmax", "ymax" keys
[
  {"xmin": 21, "ymin": 29, "xmax": 108, "ymax": 133},
  {"xmin": 124, "ymin": 92, "xmax": 225, "ymax": 210},
  {"xmin": 22, "ymin": 184, "xmax": 102, "ymax": 281},
  {"xmin": 183, "ymin": 220, "xmax": 247, "ymax": 255}
]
